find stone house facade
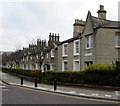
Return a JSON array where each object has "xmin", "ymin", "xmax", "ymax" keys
[
  {"xmin": 57, "ymin": 36, "xmax": 81, "ymax": 71},
  {"xmin": 56, "ymin": 5, "xmax": 120, "ymax": 71},
  {"xmin": 3, "ymin": 33, "xmax": 60, "ymax": 71},
  {"xmin": 81, "ymin": 6, "xmax": 120, "ymax": 69},
  {"xmin": 2, "ymin": 5, "xmax": 120, "ymax": 71}
]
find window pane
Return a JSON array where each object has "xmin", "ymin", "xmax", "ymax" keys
[
  {"xmin": 86, "ymin": 36, "xmax": 89, "ymax": 48},
  {"xmin": 64, "ymin": 62, "xmax": 68, "ymax": 70},
  {"xmin": 86, "ymin": 36, "xmax": 93, "ymax": 49},
  {"xmin": 74, "ymin": 61, "xmax": 79, "ymax": 71},
  {"xmin": 51, "ymin": 49, "xmax": 54, "ymax": 57},
  {"xmin": 63, "ymin": 43, "xmax": 68, "ymax": 56},
  {"xmin": 116, "ymin": 33, "xmax": 120, "ymax": 47},
  {"xmin": 75, "ymin": 42, "xmax": 79, "ymax": 53},
  {"xmin": 118, "ymin": 35, "xmax": 120, "ymax": 46},
  {"xmin": 64, "ymin": 45, "xmax": 68, "ymax": 55},
  {"xmin": 90, "ymin": 36, "xmax": 93, "ymax": 48},
  {"xmin": 85, "ymin": 61, "xmax": 93, "ymax": 66}
]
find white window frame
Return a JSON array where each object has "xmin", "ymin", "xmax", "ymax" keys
[
  {"xmin": 41, "ymin": 52, "xmax": 44, "ymax": 59},
  {"xmin": 23, "ymin": 57, "xmax": 25, "ymax": 61},
  {"xmin": 74, "ymin": 40, "xmax": 80, "ymax": 56},
  {"xmin": 62, "ymin": 60, "xmax": 68, "ymax": 71},
  {"xmin": 86, "ymin": 35, "xmax": 93, "ymax": 49},
  {"xmin": 85, "ymin": 53, "xmax": 92, "ymax": 56},
  {"xmin": 62, "ymin": 43, "xmax": 68, "ymax": 57},
  {"xmin": 50, "ymin": 63, "xmax": 55, "ymax": 70},
  {"xmin": 35, "ymin": 63, "xmax": 38, "ymax": 70},
  {"xmin": 73, "ymin": 59, "xmax": 80, "ymax": 71},
  {"xmin": 26, "ymin": 64, "xmax": 28, "ymax": 69},
  {"xmin": 30, "ymin": 56, "xmax": 33, "ymax": 60},
  {"xmin": 26, "ymin": 56, "xmax": 29, "ymax": 61},
  {"xmin": 46, "ymin": 53, "xmax": 48, "ymax": 58},
  {"xmin": 41, "ymin": 63, "xmax": 44, "ymax": 72},
  {"xmin": 36, "ymin": 54, "xmax": 39, "ymax": 59},
  {"xmin": 51, "ymin": 49, "xmax": 54, "ymax": 58},
  {"xmin": 115, "ymin": 32, "xmax": 120, "ymax": 48}
]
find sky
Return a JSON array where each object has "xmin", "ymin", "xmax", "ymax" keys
[{"xmin": 0, "ymin": 0, "xmax": 119, "ymax": 51}]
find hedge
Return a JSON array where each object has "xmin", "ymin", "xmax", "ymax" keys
[
  {"xmin": 42, "ymin": 70, "xmax": 84, "ymax": 84},
  {"xmin": 1, "ymin": 63, "xmax": 120, "ymax": 87},
  {"xmin": 82, "ymin": 64, "xmax": 119, "ymax": 86},
  {"xmin": 42, "ymin": 64, "xmax": 119, "ymax": 87},
  {"xmin": 1, "ymin": 67, "xmax": 42, "ymax": 78}
]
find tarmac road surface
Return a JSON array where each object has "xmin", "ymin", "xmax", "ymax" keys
[{"xmin": 2, "ymin": 83, "xmax": 119, "ymax": 105}]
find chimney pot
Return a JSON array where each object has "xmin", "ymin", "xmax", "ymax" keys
[
  {"xmin": 58, "ymin": 34, "xmax": 60, "ymax": 41},
  {"xmin": 100, "ymin": 5, "xmax": 104, "ymax": 10},
  {"xmin": 52, "ymin": 35, "xmax": 54, "ymax": 41},
  {"xmin": 75, "ymin": 19, "xmax": 77, "ymax": 23},
  {"xmin": 55, "ymin": 34, "xmax": 57, "ymax": 41},
  {"xmin": 49, "ymin": 33, "xmax": 51, "ymax": 41}
]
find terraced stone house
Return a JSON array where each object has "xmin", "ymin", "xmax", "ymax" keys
[
  {"xmin": 56, "ymin": 5, "xmax": 120, "ymax": 71},
  {"xmin": 2, "ymin": 5, "xmax": 120, "ymax": 71}
]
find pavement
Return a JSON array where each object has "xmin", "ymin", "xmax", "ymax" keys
[{"xmin": 0, "ymin": 71, "xmax": 120, "ymax": 101}]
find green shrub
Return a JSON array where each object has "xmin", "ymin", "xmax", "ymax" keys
[
  {"xmin": 43, "ymin": 70, "xmax": 84, "ymax": 84},
  {"xmin": 82, "ymin": 64, "xmax": 119, "ymax": 86},
  {"xmin": 1, "ymin": 67, "xmax": 42, "ymax": 79},
  {"xmin": 42, "ymin": 64, "xmax": 119, "ymax": 87},
  {"xmin": 1, "ymin": 63, "xmax": 120, "ymax": 87}
]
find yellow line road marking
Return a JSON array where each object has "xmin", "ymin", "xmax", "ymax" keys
[{"xmin": 6, "ymin": 84, "xmax": 119, "ymax": 104}]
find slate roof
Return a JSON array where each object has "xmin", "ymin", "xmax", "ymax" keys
[
  {"xmin": 91, "ymin": 16, "xmax": 120, "ymax": 28},
  {"xmin": 58, "ymin": 35, "xmax": 80, "ymax": 45}
]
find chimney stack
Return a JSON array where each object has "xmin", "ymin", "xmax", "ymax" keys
[
  {"xmin": 48, "ymin": 32, "xmax": 60, "ymax": 45},
  {"xmin": 73, "ymin": 19, "xmax": 85, "ymax": 37},
  {"xmin": 97, "ymin": 5, "xmax": 107, "ymax": 19}
]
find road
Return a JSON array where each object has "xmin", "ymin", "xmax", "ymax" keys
[{"xmin": 1, "ymin": 82, "xmax": 119, "ymax": 105}]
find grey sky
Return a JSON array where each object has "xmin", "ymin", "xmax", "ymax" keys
[{"xmin": 0, "ymin": 0, "xmax": 119, "ymax": 51}]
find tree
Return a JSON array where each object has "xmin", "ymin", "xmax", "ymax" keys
[{"xmin": 28, "ymin": 45, "xmax": 52, "ymax": 70}]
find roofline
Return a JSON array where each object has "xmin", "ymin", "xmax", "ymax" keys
[
  {"xmin": 94, "ymin": 27, "xmax": 120, "ymax": 29},
  {"xmin": 73, "ymin": 23, "xmax": 85, "ymax": 26},
  {"xmin": 92, "ymin": 16, "xmax": 120, "ymax": 23},
  {"xmin": 58, "ymin": 36, "xmax": 81, "ymax": 45}
]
